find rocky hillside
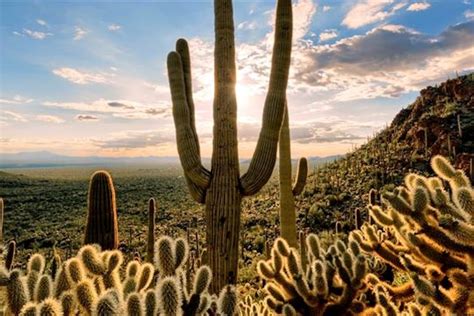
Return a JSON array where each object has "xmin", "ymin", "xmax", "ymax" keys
[{"xmin": 241, "ymin": 73, "xmax": 474, "ymax": 247}]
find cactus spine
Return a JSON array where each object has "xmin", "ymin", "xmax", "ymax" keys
[
  {"xmin": 146, "ymin": 198, "xmax": 155, "ymax": 263},
  {"xmin": 167, "ymin": 0, "xmax": 293, "ymax": 292},
  {"xmin": 84, "ymin": 171, "xmax": 119, "ymax": 250},
  {"xmin": 279, "ymin": 106, "xmax": 308, "ymax": 247}
]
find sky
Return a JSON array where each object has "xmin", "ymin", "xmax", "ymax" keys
[{"xmin": 1, "ymin": 0, "xmax": 473, "ymax": 158}]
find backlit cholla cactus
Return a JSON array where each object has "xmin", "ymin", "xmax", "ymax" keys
[
  {"xmin": 167, "ymin": 0, "xmax": 293, "ymax": 291},
  {"xmin": 279, "ymin": 106, "xmax": 308, "ymax": 247},
  {"xmin": 257, "ymin": 235, "xmax": 369, "ymax": 315},
  {"xmin": 351, "ymin": 155, "xmax": 474, "ymax": 314},
  {"xmin": 2, "ymin": 236, "xmax": 238, "ymax": 316}
]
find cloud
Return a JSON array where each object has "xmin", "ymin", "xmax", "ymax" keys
[
  {"xmin": 44, "ymin": 98, "xmax": 170, "ymax": 119},
  {"xmin": 19, "ymin": 28, "xmax": 52, "ymax": 40},
  {"xmin": 322, "ymin": 6, "xmax": 331, "ymax": 12},
  {"xmin": 319, "ymin": 29, "xmax": 338, "ymax": 42},
  {"xmin": 76, "ymin": 114, "xmax": 99, "ymax": 121},
  {"xmin": 108, "ymin": 24, "xmax": 121, "ymax": 31},
  {"xmin": 0, "ymin": 95, "xmax": 33, "ymax": 104},
  {"xmin": 108, "ymin": 101, "xmax": 135, "ymax": 109},
  {"xmin": 342, "ymin": 0, "xmax": 407, "ymax": 29},
  {"xmin": 407, "ymin": 2, "xmax": 430, "ymax": 11},
  {"xmin": 52, "ymin": 67, "xmax": 114, "ymax": 84},
  {"xmin": 92, "ymin": 130, "xmax": 174, "ymax": 149},
  {"xmin": 292, "ymin": 21, "xmax": 474, "ymax": 100},
  {"xmin": 36, "ymin": 19, "xmax": 47, "ymax": 26},
  {"xmin": 35, "ymin": 115, "xmax": 65, "ymax": 124},
  {"xmin": 74, "ymin": 26, "xmax": 87, "ymax": 40},
  {"xmin": 1, "ymin": 110, "xmax": 28, "ymax": 123},
  {"xmin": 237, "ymin": 21, "xmax": 257, "ymax": 30},
  {"xmin": 465, "ymin": 10, "xmax": 474, "ymax": 20}
]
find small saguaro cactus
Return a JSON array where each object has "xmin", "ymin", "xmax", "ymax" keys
[
  {"xmin": 146, "ymin": 198, "xmax": 156, "ymax": 263},
  {"xmin": 84, "ymin": 170, "xmax": 119, "ymax": 250},
  {"xmin": 167, "ymin": 0, "xmax": 293, "ymax": 292},
  {"xmin": 279, "ymin": 106, "xmax": 308, "ymax": 247},
  {"xmin": 0, "ymin": 197, "xmax": 4, "ymax": 242}
]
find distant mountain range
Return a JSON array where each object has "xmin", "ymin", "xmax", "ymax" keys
[{"xmin": 0, "ymin": 151, "xmax": 340, "ymax": 169}]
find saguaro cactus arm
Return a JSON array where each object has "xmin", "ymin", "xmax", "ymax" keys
[
  {"xmin": 240, "ymin": 0, "xmax": 293, "ymax": 196},
  {"xmin": 168, "ymin": 49, "xmax": 211, "ymax": 193},
  {"xmin": 292, "ymin": 157, "xmax": 308, "ymax": 196}
]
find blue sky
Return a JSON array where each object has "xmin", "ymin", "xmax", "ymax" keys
[{"xmin": 1, "ymin": 0, "xmax": 473, "ymax": 158}]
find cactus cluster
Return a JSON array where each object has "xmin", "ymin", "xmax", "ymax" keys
[
  {"xmin": 1, "ymin": 236, "xmax": 238, "ymax": 316},
  {"xmin": 351, "ymin": 155, "xmax": 474, "ymax": 314},
  {"xmin": 257, "ymin": 235, "xmax": 369, "ymax": 315}
]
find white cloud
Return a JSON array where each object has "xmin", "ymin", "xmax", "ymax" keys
[
  {"xmin": 44, "ymin": 98, "xmax": 170, "ymax": 120},
  {"xmin": 52, "ymin": 67, "xmax": 114, "ymax": 84},
  {"xmin": 92, "ymin": 130, "xmax": 174, "ymax": 149},
  {"xmin": 292, "ymin": 21, "xmax": 474, "ymax": 100},
  {"xmin": 319, "ymin": 29, "xmax": 338, "ymax": 42},
  {"xmin": 74, "ymin": 26, "xmax": 87, "ymax": 40},
  {"xmin": 323, "ymin": 6, "xmax": 331, "ymax": 12},
  {"xmin": 342, "ymin": 0, "xmax": 407, "ymax": 29},
  {"xmin": 108, "ymin": 24, "xmax": 121, "ymax": 31},
  {"xmin": 0, "ymin": 95, "xmax": 33, "ymax": 104},
  {"xmin": 36, "ymin": 115, "xmax": 65, "ymax": 124},
  {"xmin": 237, "ymin": 21, "xmax": 257, "ymax": 30},
  {"xmin": 36, "ymin": 19, "xmax": 47, "ymax": 26},
  {"xmin": 407, "ymin": 2, "xmax": 431, "ymax": 11},
  {"xmin": 1, "ymin": 111, "xmax": 28, "ymax": 123},
  {"xmin": 21, "ymin": 28, "xmax": 52, "ymax": 40},
  {"xmin": 465, "ymin": 10, "xmax": 474, "ymax": 20}
]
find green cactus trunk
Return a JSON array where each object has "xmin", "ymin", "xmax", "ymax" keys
[
  {"xmin": 168, "ymin": 0, "xmax": 292, "ymax": 292},
  {"xmin": 279, "ymin": 107, "xmax": 297, "ymax": 247},
  {"xmin": 146, "ymin": 198, "xmax": 156, "ymax": 263},
  {"xmin": 84, "ymin": 171, "xmax": 119, "ymax": 250},
  {"xmin": 278, "ymin": 106, "xmax": 308, "ymax": 247}
]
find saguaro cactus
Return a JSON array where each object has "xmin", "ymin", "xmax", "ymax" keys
[
  {"xmin": 167, "ymin": 0, "xmax": 293, "ymax": 292},
  {"xmin": 0, "ymin": 197, "xmax": 3, "ymax": 242},
  {"xmin": 279, "ymin": 106, "xmax": 307, "ymax": 247},
  {"xmin": 84, "ymin": 171, "xmax": 119, "ymax": 250},
  {"xmin": 146, "ymin": 198, "xmax": 156, "ymax": 263}
]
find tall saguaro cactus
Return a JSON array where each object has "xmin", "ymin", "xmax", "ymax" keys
[
  {"xmin": 84, "ymin": 171, "xmax": 119, "ymax": 250},
  {"xmin": 167, "ymin": 0, "xmax": 292, "ymax": 292},
  {"xmin": 279, "ymin": 106, "xmax": 307, "ymax": 247}
]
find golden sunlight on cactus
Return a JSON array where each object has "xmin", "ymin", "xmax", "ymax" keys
[{"xmin": 352, "ymin": 155, "xmax": 474, "ymax": 314}]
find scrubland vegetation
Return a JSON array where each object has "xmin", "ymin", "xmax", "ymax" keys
[{"xmin": 1, "ymin": 0, "xmax": 473, "ymax": 313}]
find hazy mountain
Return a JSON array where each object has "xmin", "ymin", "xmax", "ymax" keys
[{"xmin": 0, "ymin": 151, "xmax": 340, "ymax": 169}]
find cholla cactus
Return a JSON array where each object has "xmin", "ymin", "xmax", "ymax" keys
[
  {"xmin": 352, "ymin": 155, "xmax": 474, "ymax": 314},
  {"xmin": 238, "ymin": 295, "xmax": 270, "ymax": 316},
  {"xmin": 4, "ymin": 236, "xmax": 219, "ymax": 316},
  {"xmin": 257, "ymin": 235, "xmax": 368, "ymax": 315}
]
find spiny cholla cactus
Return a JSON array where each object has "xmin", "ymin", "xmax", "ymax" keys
[
  {"xmin": 279, "ymin": 106, "xmax": 308, "ymax": 247},
  {"xmin": 238, "ymin": 295, "xmax": 271, "ymax": 316},
  {"xmin": 351, "ymin": 155, "xmax": 474, "ymax": 314},
  {"xmin": 84, "ymin": 170, "xmax": 119, "ymax": 250},
  {"xmin": 257, "ymin": 235, "xmax": 368, "ymax": 315},
  {"xmin": 3, "ymin": 236, "xmax": 237, "ymax": 316}
]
